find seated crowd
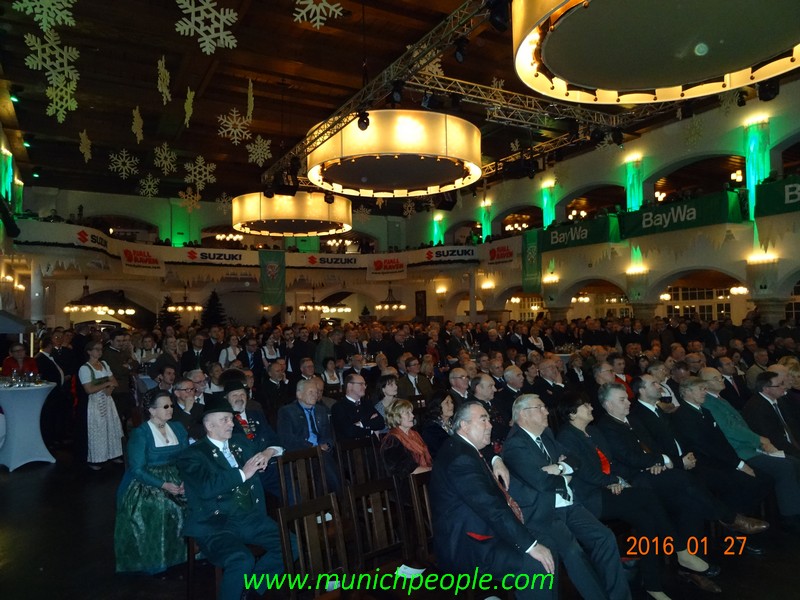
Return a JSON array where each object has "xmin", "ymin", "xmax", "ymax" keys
[{"xmin": 20, "ymin": 311, "xmax": 800, "ymax": 599}]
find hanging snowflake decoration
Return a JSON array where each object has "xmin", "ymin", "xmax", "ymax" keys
[
  {"xmin": 375, "ymin": 198, "xmax": 385, "ymax": 209},
  {"xmin": 293, "ymin": 0, "xmax": 343, "ymax": 30},
  {"xmin": 353, "ymin": 206, "xmax": 372, "ymax": 223},
  {"xmin": 718, "ymin": 90, "xmax": 739, "ymax": 116},
  {"xmin": 490, "ymin": 77, "xmax": 505, "ymax": 101},
  {"xmin": 215, "ymin": 192, "xmax": 232, "ymax": 214},
  {"xmin": 154, "ymin": 142, "xmax": 177, "ymax": 176},
  {"xmin": 109, "ymin": 149, "xmax": 140, "ymax": 180},
  {"xmin": 132, "ymin": 106, "xmax": 144, "ymax": 144},
  {"xmin": 510, "ymin": 138, "xmax": 520, "ymax": 152},
  {"xmin": 12, "ymin": 0, "xmax": 77, "ymax": 32},
  {"xmin": 184, "ymin": 87, "xmax": 195, "ymax": 127},
  {"xmin": 45, "ymin": 78, "xmax": 77, "ymax": 123},
  {"xmin": 402, "ymin": 200, "xmax": 416, "ymax": 218},
  {"xmin": 157, "ymin": 56, "xmax": 172, "ymax": 105},
  {"xmin": 138, "ymin": 173, "xmax": 160, "ymax": 198},
  {"xmin": 78, "ymin": 129, "xmax": 91, "ymax": 163},
  {"xmin": 406, "ymin": 44, "xmax": 444, "ymax": 78},
  {"xmin": 684, "ymin": 115, "xmax": 704, "ymax": 148},
  {"xmin": 24, "ymin": 29, "xmax": 80, "ymax": 85},
  {"xmin": 184, "ymin": 155, "xmax": 217, "ymax": 192},
  {"xmin": 595, "ymin": 132, "xmax": 615, "ymax": 152},
  {"xmin": 175, "ymin": 0, "xmax": 238, "ymax": 55},
  {"xmin": 246, "ymin": 135, "xmax": 272, "ymax": 167},
  {"xmin": 179, "ymin": 186, "xmax": 202, "ymax": 212},
  {"xmin": 246, "ymin": 78, "xmax": 254, "ymax": 121},
  {"xmin": 217, "ymin": 107, "xmax": 251, "ymax": 145}
]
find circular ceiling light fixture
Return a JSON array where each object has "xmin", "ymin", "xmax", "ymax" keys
[
  {"xmin": 232, "ymin": 191, "xmax": 352, "ymax": 237},
  {"xmin": 513, "ymin": 0, "xmax": 800, "ymax": 104},
  {"xmin": 307, "ymin": 109, "xmax": 482, "ymax": 198}
]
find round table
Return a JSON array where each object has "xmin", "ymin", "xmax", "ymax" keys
[{"xmin": 0, "ymin": 383, "xmax": 57, "ymax": 471}]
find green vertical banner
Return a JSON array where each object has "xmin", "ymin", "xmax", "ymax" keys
[
  {"xmin": 522, "ymin": 228, "xmax": 542, "ymax": 294},
  {"xmin": 259, "ymin": 250, "xmax": 285, "ymax": 307}
]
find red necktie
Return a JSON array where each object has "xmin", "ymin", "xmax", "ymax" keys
[
  {"xmin": 236, "ymin": 413, "xmax": 254, "ymax": 440},
  {"xmin": 596, "ymin": 447, "xmax": 611, "ymax": 475},
  {"xmin": 478, "ymin": 450, "xmax": 524, "ymax": 523}
]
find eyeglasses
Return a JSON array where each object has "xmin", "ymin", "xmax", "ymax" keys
[
  {"xmin": 174, "ymin": 387, "xmax": 192, "ymax": 392},
  {"xmin": 161, "ymin": 404, "xmax": 173, "ymax": 409},
  {"xmin": 523, "ymin": 405, "xmax": 548, "ymax": 411},
  {"xmin": 350, "ymin": 381, "xmax": 366, "ymax": 386}
]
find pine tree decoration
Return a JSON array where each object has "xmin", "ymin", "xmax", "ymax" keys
[
  {"xmin": 201, "ymin": 289, "xmax": 227, "ymax": 328},
  {"xmin": 157, "ymin": 296, "xmax": 180, "ymax": 329}
]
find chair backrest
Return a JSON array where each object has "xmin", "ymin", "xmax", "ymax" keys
[
  {"xmin": 345, "ymin": 476, "xmax": 409, "ymax": 571},
  {"xmin": 408, "ymin": 470, "xmax": 434, "ymax": 563},
  {"xmin": 277, "ymin": 446, "xmax": 329, "ymax": 506},
  {"xmin": 277, "ymin": 493, "xmax": 348, "ymax": 593},
  {"xmin": 336, "ymin": 436, "xmax": 385, "ymax": 486}
]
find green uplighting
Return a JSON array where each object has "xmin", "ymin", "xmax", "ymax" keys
[
  {"xmin": 541, "ymin": 185, "xmax": 555, "ymax": 228},
  {"xmin": 744, "ymin": 119, "xmax": 770, "ymax": 249},
  {"xmin": 625, "ymin": 158, "xmax": 643, "ymax": 211},
  {"xmin": 631, "ymin": 245, "xmax": 643, "ymax": 266}
]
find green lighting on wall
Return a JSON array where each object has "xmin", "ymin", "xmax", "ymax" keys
[
  {"xmin": 432, "ymin": 214, "xmax": 444, "ymax": 245},
  {"xmin": 744, "ymin": 118, "xmax": 770, "ymax": 248},
  {"xmin": 541, "ymin": 183, "xmax": 556, "ymax": 227},
  {"xmin": 625, "ymin": 156, "xmax": 643, "ymax": 211},
  {"xmin": 479, "ymin": 203, "xmax": 492, "ymax": 242}
]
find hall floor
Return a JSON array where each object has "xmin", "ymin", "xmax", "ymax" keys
[{"xmin": 1, "ymin": 448, "xmax": 799, "ymax": 600}]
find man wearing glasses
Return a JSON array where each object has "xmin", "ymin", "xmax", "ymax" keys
[
  {"xmin": 743, "ymin": 370, "xmax": 800, "ymax": 458},
  {"xmin": 331, "ymin": 373, "xmax": 385, "ymax": 441},
  {"xmin": 446, "ymin": 367, "xmax": 471, "ymax": 408},
  {"xmin": 171, "ymin": 377, "xmax": 204, "ymax": 441}
]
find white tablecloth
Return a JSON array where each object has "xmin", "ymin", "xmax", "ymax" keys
[{"xmin": 0, "ymin": 383, "xmax": 56, "ymax": 472}]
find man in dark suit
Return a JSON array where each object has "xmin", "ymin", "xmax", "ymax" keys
[
  {"xmin": 717, "ymin": 357, "xmax": 749, "ymax": 410},
  {"xmin": 331, "ymin": 373, "xmax": 385, "ymax": 441},
  {"xmin": 743, "ymin": 371, "xmax": 800, "ymax": 458},
  {"xmin": 237, "ymin": 337, "xmax": 266, "ymax": 387},
  {"xmin": 277, "ymin": 377, "xmax": 340, "ymax": 492},
  {"xmin": 531, "ymin": 359, "xmax": 566, "ymax": 412},
  {"xmin": 494, "ymin": 365, "xmax": 524, "ymax": 427},
  {"xmin": 503, "ymin": 394, "xmax": 628, "ymax": 600},
  {"xmin": 180, "ymin": 332, "xmax": 209, "ymax": 375},
  {"xmin": 171, "ymin": 377, "xmax": 205, "ymax": 441},
  {"xmin": 671, "ymin": 376, "xmax": 771, "ymax": 525},
  {"xmin": 469, "ymin": 373, "xmax": 510, "ymax": 447},
  {"xmin": 446, "ymin": 367, "xmax": 471, "ymax": 408},
  {"xmin": 176, "ymin": 394, "xmax": 296, "ymax": 600},
  {"xmin": 256, "ymin": 361, "xmax": 289, "ymax": 423},
  {"xmin": 397, "ymin": 355, "xmax": 433, "ymax": 402},
  {"xmin": 224, "ymin": 379, "xmax": 286, "ymax": 502},
  {"xmin": 430, "ymin": 401, "xmax": 556, "ymax": 599},
  {"xmin": 630, "ymin": 375, "xmax": 769, "ymax": 531},
  {"xmin": 35, "ymin": 335, "xmax": 71, "ymax": 446}
]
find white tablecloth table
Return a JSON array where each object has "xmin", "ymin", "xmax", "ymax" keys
[{"xmin": 0, "ymin": 383, "xmax": 57, "ymax": 472}]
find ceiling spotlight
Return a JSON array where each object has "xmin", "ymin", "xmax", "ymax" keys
[
  {"xmin": 263, "ymin": 183, "xmax": 274, "ymax": 198},
  {"xmin": 610, "ymin": 128, "xmax": 624, "ymax": 147},
  {"xmin": 454, "ymin": 37, "xmax": 469, "ymax": 63},
  {"xmin": 9, "ymin": 85, "xmax": 23, "ymax": 104},
  {"xmin": 323, "ymin": 191, "xmax": 335, "ymax": 205},
  {"xmin": 32, "ymin": 166, "xmax": 41, "ymax": 178},
  {"xmin": 390, "ymin": 80, "xmax": 404, "ymax": 105},
  {"xmin": 22, "ymin": 134, "xmax": 34, "ymax": 148},
  {"xmin": 357, "ymin": 109, "xmax": 370, "ymax": 131},
  {"xmin": 487, "ymin": 0, "xmax": 510, "ymax": 32},
  {"xmin": 589, "ymin": 127, "xmax": 606, "ymax": 144},
  {"xmin": 757, "ymin": 78, "xmax": 780, "ymax": 102},
  {"xmin": 450, "ymin": 93, "xmax": 462, "ymax": 110}
]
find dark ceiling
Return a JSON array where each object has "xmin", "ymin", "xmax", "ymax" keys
[{"xmin": 1, "ymin": 0, "xmax": 798, "ymax": 219}]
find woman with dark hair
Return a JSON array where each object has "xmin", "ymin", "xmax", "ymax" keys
[
  {"xmin": 521, "ymin": 361, "xmax": 539, "ymax": 394},
  {"xmin": 373, "ymin": 373, "xmax": 400, "ymax": 423},
  {"xmin": 1, "ymin": 342, "xmax": 39, "ymax": 377},
  {"xmin": 380, "ymin": 399, "xmax": 432, "ymax": 479},
  {"xmin": 114, "ymin": 390, "xmax": 188, "ymax": 574},
  {"xmin": 556, "ymin": 392, "xmax": 705, "ymax": 600},
  {"xmin": 206, "ymin": 361, "xmax": 224, "ymax": 393},
  {"xmin": 321, "ymin": 357, "xmax": 342, "ymax": 401},
  {"xmin": 420, "ymin": 391, "xmax": 454, "ymax": 459}
]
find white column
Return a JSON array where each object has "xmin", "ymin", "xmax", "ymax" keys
[{"xmin": 29, "ymin": 258, "xmax": 45, "ymax": 322}]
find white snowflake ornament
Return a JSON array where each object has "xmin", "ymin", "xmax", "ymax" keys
[
  {"xmin": 154, "ymin": 142, "xmax": 177, "ymax": 176},
  {"xmin": 184, "ymin": 155, "xmax": 217, "ymax": 192},
  {"xmin": 157, "ymin": 56, "xmax": 172, "ymax": 105},
  {"xmin": 246, "ymin": 79, "xmax": 254, "ymax": 121},
  {"xmin": 215, "ymin": 192, "xmax": 232, "ymax": 214},
  {"xmin": 13, "ymin": 0, "xmax": 76, "ymax": 32},
  {"xmin": 138, "ymin": 173, "xmax": 160, "ymax": 198},
  {"xmin": 293, "ymin": 0, "xmax": 343, "ymax": 30},
  {"xmin": 353, "ymin": 206, "xmax": 372, "ymax": 222},
  {"xmin": 24, "ymin": 29, "xmax": 80, "ymax": 86},
  {"xmin": 179, "ymin": 187, "xmax": 202, "ymax": 212},
  {"xmin": 132, "ymin": 106, "xmax": 144, "ymax": 144},
  {"xmin": 510, "ymin": 139, "xmax": 520, "ymax": 152},
  {"xmin": 406, "ymin": 45, "xmax": 444, "ymax": 77},
  {"xmin": 78, "ymin": 129, "xmax": 91, "ymax": 163},
  {"xmin": 402, "ymin": 200, "xmax": 416, "ymax": 218},
  {"xmin": 175, "ymin": 0, "xmax": 238, "ymax": 55},
  {"xmin": 184, "ymin": 87, "xmax": 195, "ymax": 128},
  {"xmin": 217, "ymin": 107, "xmax": 251, "ymax": 145},
  {"xmin": 45, "ymin": 78, "xmax": 77, "ymax": 122},
  {"xmin": 246, "ymin": 135, "xmax": 272, "ymax": 167},
  {"xmin": 109, "ymin": 149, "xmax": 140, "ymax": 180}
]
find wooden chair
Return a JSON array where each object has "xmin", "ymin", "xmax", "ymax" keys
[
  {"xmin": 185, "ymin": 537, "xmax": 265, "ymax": 600},
  {"xmin": 277, "ymin": 493, "xmax": 348, "ymax": 599},
  {"xmin": 408, "ymin": 470, "xmax": 435, "ymax": 565},
  {"xmin": 336, "ymin": 436, "xmax": 384, "ymax": 486},
  {"xmin": 345, "ymin": 476, "xmax": 410, "ymax": 571},
  {"xmin": 278, "ymin": 446, "xmax": 330, "ymax": 506}
]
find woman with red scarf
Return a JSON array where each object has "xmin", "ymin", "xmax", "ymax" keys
[{"xmin": 380, "ymin": 399, "xmax": 432, "ymax": 479}]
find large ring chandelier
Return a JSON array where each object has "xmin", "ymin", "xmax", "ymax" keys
[{"xmin": 232, "ymin": 191, "xmax": 352, "ymax": 237}]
